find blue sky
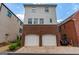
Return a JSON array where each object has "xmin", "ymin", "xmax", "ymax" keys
[{"xmin": 4, "ymin": 3, "xmax": 79, "ymax": 22}]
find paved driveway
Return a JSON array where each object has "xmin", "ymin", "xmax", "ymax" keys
[
  {"xmin": 15, "ymin": 46, "xmax": 79, "ymax": 54},
  {"xmin": 0, "ymin": 45, "xmax": 9, "ymax": 53}
]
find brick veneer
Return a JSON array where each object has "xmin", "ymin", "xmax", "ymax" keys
[{"xmin": 21, "ymin": 25, "xmax": 58, "ymax": 46}]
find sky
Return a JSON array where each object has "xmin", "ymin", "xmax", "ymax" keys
[{"xmin": 4, "ymin": 3, "xmax": 79, "ymax": 23}]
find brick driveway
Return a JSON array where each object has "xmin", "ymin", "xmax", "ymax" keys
[{"xmin": 15, "ymin": 46, "xmax": 79, "ymax": 54}]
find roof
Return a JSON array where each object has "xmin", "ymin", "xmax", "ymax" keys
[
  {"xmin": 1, "ymin": 3, "xmax": 23, "ymax": 23},
  {"xmin": 58, "ymin": 10, "xmax": 79, "ymax": 26},
  {"xmin": 24, "ymin": 4, "xmax": 57, "ymax": 7}
]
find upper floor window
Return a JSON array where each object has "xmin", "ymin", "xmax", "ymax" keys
[
  {"xmin": 45, "ymin": 7, "xmax": 49, "ymax": 12},
  {"xmin": 20, "ymin": 21, "xmax": 23, "ymax": 25},
  {"xmin": 19, "ymin": 28, "xmax": 22, "ymax": 33},
  {"xmin": 0, "ymin": 4, "xmax": 2, "ymax": 11},
  {"xmin": 28, "ymin": 18, "xmax": 32, "ymax": 24},
  {"xmin": 34, "ymin": 18, "xmax": 38, "ymax": 24},
  {"xmin": 7, "ymin": 11, "xmax": 12, "ymax": 18},
  {"xmin": 32, "ymin": 7, "xmax": 36, "ymax": 13},
  {"xmin": 40, "ymin": 18, "xmax": 44, "ymax": 24},
  {"xmin": 50, "ymin": 18, "xmax": 52, "ymax": 23}
]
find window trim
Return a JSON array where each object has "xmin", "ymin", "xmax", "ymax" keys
[
  {"xmin": 32, "ymin": 7, "xmax": 36, "ymax": 13},
  {"xmin": 50, "ymin": 18, "xmax": 52, "ymax": 23},
  {"xmin": 34, "ymin": 18, "xmax": 38, "ymax": 24},
  {"xmin": 7, "ymin": 11, "xmax": 12, "ymax": 18},
  {"xmin": 28, "ymin": 18, "xmax": 32, "ymax": 24},
  {"xmin": 40, "ymin": 18, "xmax": 44, "ymax": 24},
  {"xmin": 45, "ymin": 7, "xmax": 49, "ymax": 12},
  {"xmin": 19, "ymin": 28, "xmax": 22, "ymax": 33}
]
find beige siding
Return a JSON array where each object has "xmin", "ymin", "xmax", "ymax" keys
[
  {"xmin": 0, "ymin": 4, "xmax": 21, "ymax": 43},
  {"xmin": 24, "ymin": 6, "xmax": 57, "ymax": 24}
]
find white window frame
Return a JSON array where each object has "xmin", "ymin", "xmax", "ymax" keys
[
  {"xmin": 28, "ymin": 18, "xmax": 32, "ymax": 24},
  {"xmin": 34, "ymin": 18, "xmax": 38, "ymax": 24},
  {"xmin": 32, "ymin": 7, "xmax": 36, "ymax": 13},
  {"xmin": 45, "ymin": 7, "xmax": 49, "ymax": 12},
  {"xmin": 40, "ymin": 18, "xmax": 44, "ymax": 24},
  {"xmin": 50, "ymin": 18, "xmax": 52, "ymax": 23}
]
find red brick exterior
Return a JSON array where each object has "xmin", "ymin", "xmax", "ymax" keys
[
  {"xmin": 58, "ymin": 11, "xmax": 79, "ymax": 47},
  {"xmin": 21, "ymin": 25, "xmax": 58, "ymax": 46}
]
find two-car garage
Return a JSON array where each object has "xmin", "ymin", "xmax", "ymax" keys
[{"xmin": 25, "ymin": 34, "xmax": 57, "ymax": 47}]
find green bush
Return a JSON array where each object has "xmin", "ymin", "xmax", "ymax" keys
[
  {"xmin": 9, "ymin": 43, "xmax": 18, "ymax": 51},
  {"xmin": 9, "ymin": 36, "xmax": 21, "ymax": 51},
  {"xmin": 16, "ymin": 36, "xmax": 21, "ymax": 46}
]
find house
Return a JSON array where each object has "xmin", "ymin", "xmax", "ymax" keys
[
  {"xmin": 0, "ymin": 3, "xmax": 23, "ymax": 44},
  {"xmin": 58, "ymin": 10, "xmax": 79, "ymax": 47},
  {"xmin": 22, "ymin": 4, "xmax": 58, "ymax": 47}
]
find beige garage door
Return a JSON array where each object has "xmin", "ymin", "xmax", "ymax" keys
[
  {"xmin": 25, "ymin": 35, "xmax": 39, "ymax": 46},
  {"xmin": 42, "ymin": 35, "xmax": 57, "ymax": 46}
]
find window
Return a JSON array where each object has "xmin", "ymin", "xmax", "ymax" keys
[
  {"xmin": 45, "ymin": 7, "xmax": 49, "ymax": 12},
  {"xmin": 28, "ymin": 18, "xmax": 32, "ymax": 24},
  {"xmin": 50, "ymin": 18, "xmax": 52, "ymax": 23},
  {"xmin": 32, "ymin": 7, "xmax": 36, "ymax": 13},
  {"xmin": 0, "ymin": 4, "xmax": 2, "ymax": 11},
  {"xmin": 34, "ymin": 18, "xmax": 38, "ymax": 24},
  {"xmin": 7, "ymin": 11, "xmax": 12, "ymax": 18},
  {"xmin": 40, "ymin": 18, "xmax": 44, "ymax": 24},
  {"xmin": 19, "ymin": 28, "xmax": 22, "ymax": 33},
  {"xmin": 32, "ymin": 9, "xmax": 36, "ymax": 13},
  {"xmin": 20, "ymin": 21, "xmax": 23, "ymax": 25}
]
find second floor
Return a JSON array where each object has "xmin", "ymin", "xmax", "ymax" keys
[
  {"xmin": 24, "ymin": 4, "xmax": 57, "ymax": 25},
  {"xmin": 24, "ymin": 18, "xmax": 57, "ymax": 25}
]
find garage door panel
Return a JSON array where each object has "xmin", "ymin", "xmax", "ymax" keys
[
  {"xmin": 42, "ymin": 35, "xmax": 56, "ymax": 46},
  {"xmin": 25, "ymin": 35, "xmax": 39, "ymax": 46}
]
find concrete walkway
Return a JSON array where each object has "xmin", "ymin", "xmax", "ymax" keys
[
  {"xmin": 16, "ymin": 46, "xmax": 79, "ymax": 54},
  {"xmin": 0, "ymin": 45, "xmax": 9, "ymax": 53}
]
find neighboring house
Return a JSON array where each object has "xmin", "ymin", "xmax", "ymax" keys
[
  {"xmin": 58, "ymin": 10, "xmax": 79, "ymax": 47},
  {"xmin": 22, "ymin": 4, "xmax": 58, "ymax": 47},
  {"xmin": 0, "ymin": 3, "xmax": 23, "ymax": 43}
]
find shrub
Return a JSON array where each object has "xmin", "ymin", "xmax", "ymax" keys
[
  {"xmin": 16, "ymin": 36, "xmax": 21, "ymax": 46},
  {"xmin": 9, "ymin": 43, "xmax": 18, "ymax": 51},
  {"xmin": 9, "ymin": 36, "xmax": 21, "ymax": 51}
]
